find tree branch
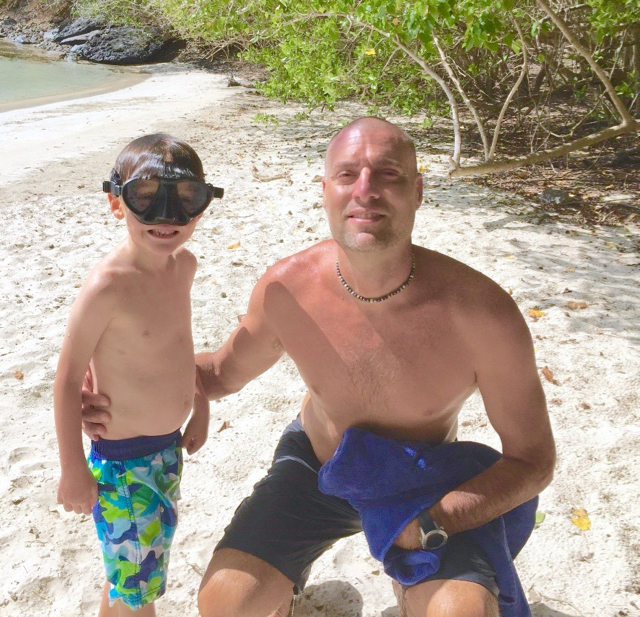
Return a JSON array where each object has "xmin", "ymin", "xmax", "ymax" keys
[
  {"xmin": 536, "ymin": 0, "xmax": 636, "ymax": 127},
  {"xmin": 489, "ymin": 20, "xmax": 529, "ymax": 161},
  {"xmin": 434, "ymin": 34, "xmax": 489, "ymax": 161},
  {"xmin": 449, "ymin": 121, "xmax": 637, "ymax": 177}
]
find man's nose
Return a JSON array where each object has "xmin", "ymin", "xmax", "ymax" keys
[{"xmin": 352, "ymin": 168, "xmax": 380, "ymax": 201}]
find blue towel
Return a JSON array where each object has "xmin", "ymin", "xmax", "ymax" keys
[{"xmin": 318, "ymin": 427, "xmax": 537, "ymax": 617}]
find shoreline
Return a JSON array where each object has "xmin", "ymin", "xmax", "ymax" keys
[
  {"xmin": 0, "ymin": 38, "xmax": 153, "ymax": 114},
  {"xmin": 0, "ymin": 69, "xmax": 148, "ymax": 114},
  {"xmin": 0, "ymin": 68, "xmax": 639, "ymax": 617}
]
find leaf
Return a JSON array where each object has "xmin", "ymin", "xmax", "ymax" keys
[
  {"xmin": 227, "ymin": 241, "xmax": 241, "ymax": 250},
  {"xmin": 535, "ymin": 511, "xmax": 546, "ymax": 525},
  {"xmin": 529, "ymin": 308, "xmax": 546, "ymax": 320},
  {"xmin": 364, "ymin": 48, "xmax": 376, "ymax": 56},
  {"xmin": 217, "ymin": 420, "xmax": 231, "ymax": 433},
  {"xmin": 570, "ymin": 508, "xmax": 591, "ymax": 531},
  {"xmin": 566, "ymin": 301, "xmax": 588, "ymax": 310},
  {"xmin": 14, "ymin": 370, "xmax": 24, "ymax": 380},
  {"xmin": 541, "ymin": 366, "xmax": 556, "ymax": 384}
]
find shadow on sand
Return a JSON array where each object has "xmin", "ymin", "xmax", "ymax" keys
[{"xmin": 294, "ymin": 579, "xmax": 581, "ymax": 616}]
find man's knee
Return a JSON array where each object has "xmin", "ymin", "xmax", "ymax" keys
[
  {"xmin": 198, "ymin": 548, "xmax": 294, "ymax": 617},
  {"xmin": 395, "ymin": 578, "xmax": 499, "ymax": 617}
]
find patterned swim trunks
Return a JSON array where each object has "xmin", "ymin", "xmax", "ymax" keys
[{"xmin": 88, "ymin": 431, "xmax": 182, "ymax": 610}]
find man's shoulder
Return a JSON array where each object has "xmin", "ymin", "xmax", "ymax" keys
[
  {"xmin": 418, "ymin": 246, "xmax": 518, "ymax": 316},
  {"xmin": 260, "ymin": 240, "xmax": 333, "ymax": 286}
]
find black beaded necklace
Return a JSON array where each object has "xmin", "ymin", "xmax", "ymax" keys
[{"xmin": 335, "ymin": 253, "xmax": 416, "ymax": 303}]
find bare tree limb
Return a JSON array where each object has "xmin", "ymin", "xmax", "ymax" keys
[
  {"xmin": 489, "ymin": 20, "xmax": 529, "ymax": 161},
  {"xmin": 449, "ymin": 121, "xmax": 637, "ymax": 177},
  {"xmin": 536, "ymin": 0, "xmax": 636, "ymax": 126},
  {"xmin": 434, "ymin": 35, "xmax": 489, "ymax": 161},
  {"xmin": 352, "ymin": 21, "xmax": 463, "ymax": 166}
]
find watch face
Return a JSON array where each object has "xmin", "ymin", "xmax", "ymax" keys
[{"xmin": 421, "ymin": 529, "xmax": 448, "ymax": 550}]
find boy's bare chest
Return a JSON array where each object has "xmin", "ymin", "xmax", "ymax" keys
[{"xmin": 103, "ymin": 280, "xmax": 193, "ymax": 352}]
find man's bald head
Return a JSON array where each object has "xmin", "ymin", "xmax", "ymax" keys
[{"xmin": 325, "ymin": 117, "xmax": 417, "ymax": 172}]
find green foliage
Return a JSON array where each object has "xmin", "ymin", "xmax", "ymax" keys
[
  {"xmin": 68, "ymin": 0, "xmax": 638, "ymax": 129},
  {"xmin": 252, "ymin": 112, "xmax": 279, "ymax": 125}
]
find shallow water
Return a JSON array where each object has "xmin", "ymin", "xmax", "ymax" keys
[{"xmin": 0, "ymin": 39, "xmax": 142, "ymax": 111}]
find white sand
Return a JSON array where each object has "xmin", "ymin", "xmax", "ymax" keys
[{"xmin": 1, "ymin": 66, "xmax": 639, "ymax": 617}]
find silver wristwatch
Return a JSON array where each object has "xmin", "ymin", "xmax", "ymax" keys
[{"xmin": 417, "ymin": 509, "xmax": 448, "ymax": 550}]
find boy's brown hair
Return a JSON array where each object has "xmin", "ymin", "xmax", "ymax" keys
[{"xmin": 110, "ymin": 133, "xmax": 206, "ymax": 184}]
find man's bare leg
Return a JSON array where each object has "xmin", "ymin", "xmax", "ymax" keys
[
  {"xmin": 198, "ymin": 548, "xmax": 295, "ymax": 617},
  {"xmin": 98, "ymin": 581, "xmax": 157, "ymax": 616},
  {"xmin": 393, "ymin": 578, "xmax": 499, "ymax": 617}
]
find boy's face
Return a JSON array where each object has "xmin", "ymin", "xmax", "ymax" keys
[{"xmin": 109, "ymin": 193, "xmax": 202, "ymax": 257}]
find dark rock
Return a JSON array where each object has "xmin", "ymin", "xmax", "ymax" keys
[
  {"xmin": 53, "ymin": 18, "xmax": 103, "ymax": 43},
  {"xmin": 76, "ymin": 26, "xmax": 184, "ymax": 65},
  {"xmin": 3, "ymin": 18, "xmax": 17, "ymax": 27}
]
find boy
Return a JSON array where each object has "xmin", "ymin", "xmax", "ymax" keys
[{"xmin": 54, "ymin": 133, "xmax": 223, "ymax": 615}]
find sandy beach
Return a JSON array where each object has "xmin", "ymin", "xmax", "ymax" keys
[{"xmin": 0, "ymin": 65, "xmax": 639, "ymax": 617}]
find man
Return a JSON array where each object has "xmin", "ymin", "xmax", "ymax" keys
[{"xmin": 84, "ymin": 117, "xmax": 555, "ymax": 616}]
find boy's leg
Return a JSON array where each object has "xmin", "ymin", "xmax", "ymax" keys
[
  {"xmin": 90, "ymin": 435, "xmax": 182, "ymax": 613},
  {"xmin": 98, "ymin": 581, "xmax": 158, "ymax": 617}
]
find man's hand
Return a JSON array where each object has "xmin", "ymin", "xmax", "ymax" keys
[
  {"xmin": 182, "ymin": 383, "xmax": 210, "ymax": 455},
  {"xmin": 57, "ymin": 467, "xmax": 98, "ymax": 515},
  {"xmin": 81, "ymin": 368, "xmax": 111, "ymax": 440}
]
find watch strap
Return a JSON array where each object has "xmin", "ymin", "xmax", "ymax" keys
[{"xmin": 416, "ymin": 509, "xmax": 448, "ymax": 550}]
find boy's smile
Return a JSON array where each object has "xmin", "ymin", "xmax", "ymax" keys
[{"xmin": 148, "ymin": 226, "xmax": 180, "ymax": 239}]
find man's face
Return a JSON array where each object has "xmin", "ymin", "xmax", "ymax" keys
[{"xmin": 322, "ymin": 120, "xmax": 423, "ymax": 252}]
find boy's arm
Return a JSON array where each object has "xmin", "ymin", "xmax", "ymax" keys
[
  {"xmin": 196, "ymin": 268, "xmax": 284, "ymax": 400},
  {"xmin": 54, "ymin": 274, "xmax": 117, "ymax": 515}
]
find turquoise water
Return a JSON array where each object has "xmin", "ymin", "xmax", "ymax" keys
[{"xmin": 0, "ymin": 40, "xmax": 138, "ymax": 110}]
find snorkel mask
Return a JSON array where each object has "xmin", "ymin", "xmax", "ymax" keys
[{"xmin": 103, "ymin": 176, "xmax": 224, "ymax": 226}]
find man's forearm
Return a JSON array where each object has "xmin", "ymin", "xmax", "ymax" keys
[
  {"xmin": 195, "ymin": 352, "xmax": 241, "ymax": 401},
  {"xmin": 430, "ymin": 455, "xmax": 554, "ymax": 536}
]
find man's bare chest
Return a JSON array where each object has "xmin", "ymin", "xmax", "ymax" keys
[{"xmin": 277, "ymin": 301, "xmax": 475, "ymax": 412}]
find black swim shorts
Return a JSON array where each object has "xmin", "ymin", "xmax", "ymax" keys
[{"xmin": 215, "ymin": 416, "xmax": 499, "ymax": 596}]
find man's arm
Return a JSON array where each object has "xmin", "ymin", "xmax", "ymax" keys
[
  {"xmin": 196, "ymin": 269, "xmax": 285, "ymax": 400},
  {"xmin": 397, "ymin": 287, "xmax": 555, "ymax": 548}
]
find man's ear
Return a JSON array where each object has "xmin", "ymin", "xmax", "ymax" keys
[
  {"xmin": 322, "ymin": 176, "xmax": 327, "ymax": 210},
  {"xmin": 415, "ymin": 173, "xmax": 424, "ymax": 210},
  {"xmin": 108, "ymin": 194, "xmax": 125, "ymax": 220}
]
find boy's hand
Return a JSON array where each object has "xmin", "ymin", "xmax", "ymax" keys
[
  {"xmin": 58, "ymin": 467, "xmax": 98, "ymax": 515},
  {"xmin": 182, "ymin": 390, "xmax": 210, "ymax": 455}
]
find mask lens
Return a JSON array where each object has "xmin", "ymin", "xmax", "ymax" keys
[
  {"xmin": 176, "ymin": 180, "xmax": 209, "ymax": 215},
  {"xmin": 124, "ymin": 179, "xmax": 160, "ymax": 213}
]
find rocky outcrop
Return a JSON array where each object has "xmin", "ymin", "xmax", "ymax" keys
[
  {"xmin": 1, "ymin": 13, "xmax": 185, "ymax": 65},
  {"xmin": 75, "ymin": 26, "xmax": 184, "ymax": 64}
]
